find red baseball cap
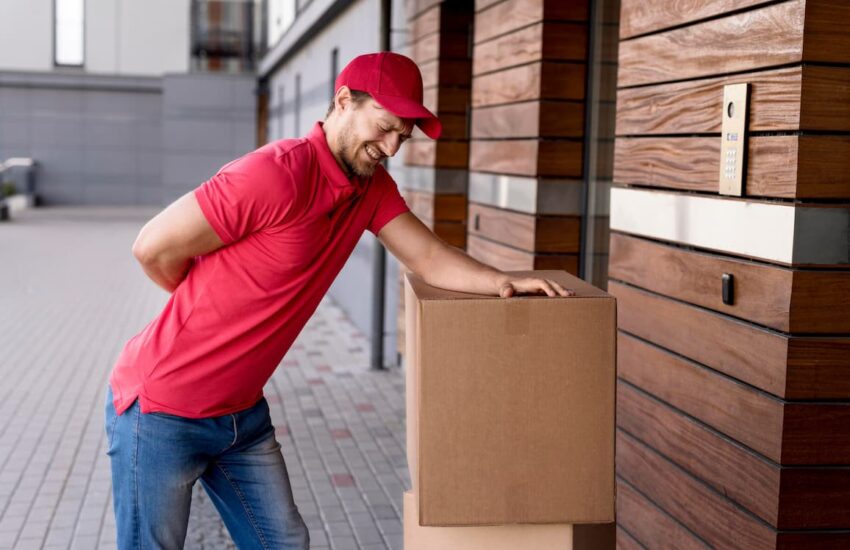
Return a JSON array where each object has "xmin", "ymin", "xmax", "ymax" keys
[{"xmin": 335, "ymin": 52, "xmax": 442, "ymax": 140}]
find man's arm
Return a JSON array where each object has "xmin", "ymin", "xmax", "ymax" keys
[
  {"xmin": 132, "ymin": 192, "xmax": 225, "ymax": 293},
  {"xmin": 378, "ymin": 212, "xmax": 573, "ymax": 297}
]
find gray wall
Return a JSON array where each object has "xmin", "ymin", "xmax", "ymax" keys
[
  {"xmin": 161, "ymin": 73, "xmax": 258, "ymax": 204},
  {"xmin": 0, "ymin": 72, "xmax": 163, "ymax": 205}
]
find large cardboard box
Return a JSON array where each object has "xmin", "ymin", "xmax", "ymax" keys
[
  {"xmin": 403, "ymin": 491, "xmax": 573, "ymax": 550},
  {"xmin": 404, "ymin": 270, "xmax": 616, "ymax": 526}
]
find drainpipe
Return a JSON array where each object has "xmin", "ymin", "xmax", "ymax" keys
[{"xmin": 370, "ymin": 0, "xmax": 392, "ymax": 370}]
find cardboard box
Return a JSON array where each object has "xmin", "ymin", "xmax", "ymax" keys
[
  {"xmin": 404, "ymin": 270, "xmax": 616, "ymax": 526},
  {"xmin": 403, "ymin": 491, "xmax": 573, "ymax": 550}
]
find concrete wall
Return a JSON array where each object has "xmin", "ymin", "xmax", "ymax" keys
[
  {"xmin": 0, "ymin": 72, "xmax": 164, "ymax": 205},
  {"xmin": 161, "ymin": 73, "xmax": 258, "ymax": 204},
  {"xmin": 0, "ymin": 0, "xmax": 190, "ymax": 76}
]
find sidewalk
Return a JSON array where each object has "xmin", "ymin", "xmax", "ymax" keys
[{"xmin": 0, "ymin": 208, "xmax": 407, "ymax": 550}]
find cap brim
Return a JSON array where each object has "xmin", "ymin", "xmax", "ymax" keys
[{"xmin": 372, "ymin": 93, "xmax": 442, "ymax": 140}]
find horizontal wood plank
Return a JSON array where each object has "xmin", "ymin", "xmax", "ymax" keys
[
  {"xmin": 617, "ymin": 429, "xmax": 777, "ymax": 550},
  {"xmin": 618, "ymin": 0, "xmax": 804, "ymax": 88},
  {"xmin": 423, "ymin": 86, "xmax": 471, "ymax": 115},
  {"xmin": 466, "ymin": 234, "xmax": 578, "ymax": 273},
  {"xmin": 468, "ymin": 203, "xmax": 580, "ymax": 253},
  {"xmin": 609, "ymin": 233, "xmax": 850, "ymax": 334},
  {"xmin": 619, "ymin": 0, "xmax": 772, "ymax": 39},
  {"xmin": 474, "ymin": 0, "xmax": 588, "ymax": 44},
  {"xmin": 609, "ymin": 280, "xmax": 850, "ymax": 400},
  {"xmin": 617, "ymin": 65, "xmax": 850, "ymax": 134},
  {"xmin": 469, "ymin": 139, "xmax": 583, "ymax": 177},
  {"xmin": 403, "ymin": 140, "xmax": 469, "ymax": 169},
  {"xmin": 613, "ymin": 135, "xmax": 850, "ymax": 199},
  {"xmin": 616, "ymin": 525, "xmax": 649, "ymax": 550},
  {"xmin": 471, "ymin": 100, "xmax": 584, "ymax": 139},
  {"xmin": 419, "ymin": 58, "xmax": 472, "ymax": 88},
  {"xmin": 472, "ymin": 22, "xmax": 587, "ymax": 76},
  {"xmin": 616, "ymin": 478, "xmax": 712, "ymax": 549},
  {"xmin": 432, "ymin": 221, "xmax": 467, "ymax": 249},
  {"xmin": 472, "ymin": 62, "xmax": 586, "ymax": 107},
  {"xmin": 403, "ymin": 190, "xmax": 467, "ymax": 223}
]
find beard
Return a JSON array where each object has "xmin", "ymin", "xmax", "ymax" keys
[{"xmin": 337, "ymin": 125, "xmax": 379, "ymax": 178}]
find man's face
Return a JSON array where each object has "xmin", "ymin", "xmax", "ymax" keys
[{"xmin": 336, "ymin": 98, "xmax": 413, "ymax": 178}]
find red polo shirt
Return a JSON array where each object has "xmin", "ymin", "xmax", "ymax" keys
[{"xmin": 109, "ymin": 122, "xmax": 410, "ymax": 418}]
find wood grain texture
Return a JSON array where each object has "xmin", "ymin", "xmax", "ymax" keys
[
  {"xmin": 423, "ymin": 86, "xmax": 471, "ymax": 115},
  {"xmin": 471, "ymin": 100, "xmax": 584, "ymax": 139},
  {"xmin": 474, "ymin": 0, "xmax": 588, "ymax": 44},
  {"xmin": 800, "ymin": 65, "xmax": 850, "ymax": 130},
  {"xmin": 616, "ymin": 525, "xmax": 649, "ymax": 550},
  {"xmin": 472, "ymin": 22, "xmax": 587, "ymax": 76},
  {"xmin": 469, "ymin": 139, "xmax": 583, "ymax": 177},
  {"xmin": 609, "ymin": 280, "xmax": 850, "ymax": 400},
  {"xmin": 472, "ymin": 62, "xmax": 586, "ymax": 107},
  {"xmin": 620, "ymin": 380, "xmax": 850, "ymax": 529},
  {"xmin": 802, "ymin": 0, "xmax": 850, "ymax": 64},
  {"xmin": 617, "ymin": 429, "xmax": 777, "ymax": 550},
  {"xmin": 466, "ymin": 234, "xmax": 579, "ymax": 273},
  {"xmin": 609, "ymin": 233, "xmax": 794, "ymax": 332},
  {"xmin": 419, "ymin": 58, "xmax": 472, "ymax": 88},
  {"xmin": 619, "ymin": 0, "xmax": 772, "ymax": 39},
  {"xmin": 616, "ymin": 478, "xmax": 712, "ymax": 549},
  {"xmin": 618, "ymin": 333, "xmax": 785, "ymax": 462},
  {"xmin": 410, "ymin": 32, "xmax": 440, "ymax": 64},
  {"xmin": 411, "ymin": 6, "xmax": 440, "ymax": 42},
  {"xmin": 403, "ymin": 140, "xmax": 469, "ymax": 169},
  {"xmin": 467, "ymin": 203, "xmax": 581, "ymax": 253},
  {"xmin": 432, "ymin": 220, "xmax": 467, "ymax": 249},
  {"xmin": 611, "ymin": 234, "xmax": 850, "ymax": 334},
  {"xmin": 403, "ymin": 190, "xmax": 467, "ymax": 223},
  {"xmin": 618, "ymin": 0, "xmax": 805, "ymax": 88},
  {"xmin": 612, "ymin": 135, "xmax": 850, "ymax": 199}
]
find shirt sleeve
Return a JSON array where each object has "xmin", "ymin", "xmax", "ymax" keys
[
  {"xmin": 367, "ymin": 170, "xmax": 411, "ymax": 236},
  {"xmin": 194, "ymin": 152, "xmax": 298, "ymax": 244}
]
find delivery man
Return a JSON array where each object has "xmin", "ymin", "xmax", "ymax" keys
[{"xmin": 104, "ymin": 52, "xmax": 573, "ymax": 549}]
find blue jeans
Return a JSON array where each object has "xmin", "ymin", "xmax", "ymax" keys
[{"xmin": 104, "ymin": 385, "xmax": 310, "ymax": 549}]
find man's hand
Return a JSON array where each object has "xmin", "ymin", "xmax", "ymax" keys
[{"xmin": 497, "ymin": 276, "xmax": 575, "ymax": 298}]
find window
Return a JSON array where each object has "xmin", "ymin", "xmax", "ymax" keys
[{"xmin": 55, "ymin": 0, "xmax": 84, "ymax": 66}]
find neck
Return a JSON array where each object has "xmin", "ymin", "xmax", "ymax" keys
[{"xmin": 322, "ymin": 118, "xmax": 353, "ymax": 178}]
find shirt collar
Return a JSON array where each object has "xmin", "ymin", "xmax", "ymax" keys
[{"xmin": 307, "ymin": 121, "xmax": 367, "ymax": 194}]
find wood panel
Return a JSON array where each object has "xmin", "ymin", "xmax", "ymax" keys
[
  {"xmin": 423, "ymin": 86, "xmax": 471, "ymax": 115},
  {"xmin": 472, "ymin": 22, "xmax": 587, "ymax": 75},
  {"xmin": 617, "ymin": 66, "xmax": 850, "ymax": 135},
  {"xmin": 403, "ymin": 140, "xmax": 469, "ymax": 169},
  {"xmin": 410, "ymin": 32, "xmax": 440, "ymax": 64},
  {"xmin": 411, "ymin": 6, "xmax": 440, "ymax": 42},
  {"xmin": 466, "ymin": 234, "xmax": 578, "ymax": 273},
  {"xmin": 615, "ymin": 525, "xmax": 648, "ymax": 550},
  {"xmin": 404, "ymin": 190, "xmax": 467, "ymax": 223},
  {"xmin": 618, "ymin": 0, "xmax": 807, "ymax": 88},
  {"xmin": 609, "ymin": 233, "xmax": 850, "ymax": 333},
  {"xmin": 617, "ymin": 429, "xmax": 777, "ymax": 550},
  {"xmin": 619, "ymin": 0, "xmax": 772, "ymax": 39},
  {"xmin": 620, "ymin": 333, "xmax": 850, "ymax": 465},
  {"xmin": 474, "ymin": 0, "xmax": 588, "ymax": 44},
  {"xmin": 616, "ymin": 478, "xmax": 711, "ymax": 549},
  {"xmin": 468, "ymin": 203, "xmax": 580, "ymax": 253},
  {"xmin": 408, "ymin": 0, "xmax": 442, "ymax": 20},
  {"xmin": 471, "ymin": 100, "xmax": 584, "ymax": 139},
  {"xmin": 411, "ymin": 31, "xmax": 471, "ymax": 65},
  {"xmin": 410, "ymin": 2, "xmax": 473, "ymax": 43},
  {"xmin": 613, "ymin": 135, "xmax": 850, "ymax": 199},
  {"xmin": 609, "ymin": 280, "xmax": 850, "ymax": 400},
  {"xmin": 472, "ymin": 62, "xmax": 586, "ymax": 107},
  {"xmin": 431, "ymin": 221, "xmax": 466, "ymax": 249},
  {"xmin": 469, "ymin": 139, "xmax": 583, "ymax": 177},
  {"xmin": 419, "ymin": 58, "xmax": 472, "ymax": 88}
]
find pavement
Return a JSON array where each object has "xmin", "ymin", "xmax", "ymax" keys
[{"xmin": 0, "ymin": 207, "xmax": 409, "ymax": 550}]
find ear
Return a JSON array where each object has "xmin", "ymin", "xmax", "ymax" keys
[{"xmin": 335, "ymin": 86, "xmax": 353, "ymax": 113}]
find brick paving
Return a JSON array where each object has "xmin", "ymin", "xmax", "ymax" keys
[{"xmin": 0, "ymin": 208, "xmax": 408, "ymax": 549}]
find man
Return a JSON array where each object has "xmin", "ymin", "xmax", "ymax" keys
[{"xmin": 105, "ymin": 52, "xmax": 573, "ymax": 549}]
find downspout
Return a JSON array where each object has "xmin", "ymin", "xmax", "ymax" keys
[{"xmin": 370, "ymin": 0, "xmax": 392, "ymax": 370}]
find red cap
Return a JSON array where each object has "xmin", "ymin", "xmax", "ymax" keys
[{"xmin": 335, "ymin": 52, "xmax": 442, "ymax": 140}]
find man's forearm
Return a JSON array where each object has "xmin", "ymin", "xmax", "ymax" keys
[
  {"xmin": 421, "ymin": 242, "xmax": 509, "ymax": 295},
  {"xmin": 137, "ymin": 255, "xmax": 193, "ymax": 293}
]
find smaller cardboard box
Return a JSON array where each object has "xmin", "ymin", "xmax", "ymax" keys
[
  {"xmin": 405, "ymin": 270, "xmax": 616, "ymax": 526},
  {"xmin": 403, "ymin": 491, "xmax": 573, "ymax": 550}
]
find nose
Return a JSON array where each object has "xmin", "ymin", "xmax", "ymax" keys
[{"xmin": 381, "ymin": 133, "xmax": 402, "ymax": 158}]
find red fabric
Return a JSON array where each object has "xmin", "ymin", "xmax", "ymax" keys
[
  {"xmin": 335, "ymin": 52, "xmax": 442, "ymax": 139},
  {"xmin": 109, "ymin": 122, "xmax": 409, "ymax": 418}
]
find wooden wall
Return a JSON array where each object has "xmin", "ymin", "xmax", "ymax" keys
[
  {"xmin": 465, "ymin": 0, "xmax": 589, "ymax": 273},
  {"xmin": 610, "ymin": 0, "xmax": 850, "ymax": 547}
]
